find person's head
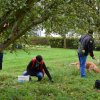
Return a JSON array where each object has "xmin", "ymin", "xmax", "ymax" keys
[
  {"xmin": 36, "ymin": 55, "xmax": 43, "ymax": 62},
  {"xmin": 88, "ymin": 29, "xmax": 93, "ymax": 35}
]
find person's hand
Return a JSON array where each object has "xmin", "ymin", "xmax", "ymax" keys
[{"xmin": 92, "ymin": 56, "xmax": 96, "ymax": 60}]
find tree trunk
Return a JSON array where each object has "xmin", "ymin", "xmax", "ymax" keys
[{"xmin": 63, "ymin": 35, "xmax": 67, "ymax": 49}]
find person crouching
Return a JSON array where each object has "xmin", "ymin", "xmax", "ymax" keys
[{"xmin": 22, "ymin": 55, "xmax": 53, "ymax": 82}]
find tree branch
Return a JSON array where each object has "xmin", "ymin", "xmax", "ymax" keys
[{"xmin": 0, "ymin": 0, "xmax": 59, "ymax": 52}]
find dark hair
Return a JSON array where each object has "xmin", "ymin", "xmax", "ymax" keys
[
  {"xmin": 36, "ymin": 55, "xmax": 43, "ymax": 62},
  {"xmin": 88, "ymin": 29, "xmax": 93, "ymax": 34}
]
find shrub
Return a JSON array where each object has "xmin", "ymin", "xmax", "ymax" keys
[
  {"xmin": 49, "ymin": 37, "xmax": 63, "ymax": 48},
  {"xmin": 31, "ymin": 37, "xmax": 49, "ymax": 45},
  {"xmin": 49, "ymin": 37, "xmax": 78, "ymax": 49},
  {"xmin": 66, "ymin": 38, "xmax": 78, "ymax": 49}
]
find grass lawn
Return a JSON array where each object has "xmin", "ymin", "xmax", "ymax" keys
[{"xmin": 0, "ymin": 47, "xmax": 100, "ymax": 100}]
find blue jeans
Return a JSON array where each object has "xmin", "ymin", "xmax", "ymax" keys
[
  {"xmin": 78, "ymin": 54, "xmax": 87, "ymax": 78},
  {"xmin": 22, "ymin": 71, "xmax": 43, "ymax": 81}
]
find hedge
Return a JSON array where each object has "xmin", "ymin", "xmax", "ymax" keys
[
  {"xmin": 30, "ymin": 37, "xmax": 79, "ymax": 49},
  {"xmin": 49, "ymin": 37, "xmax": 79, "ymax": 49},
  {"xmin": 31, "ymin": 37, "xmax": 49, "ymax": 45},
  {"xmin": 49, "ymin": 38, "xmax": 63, "ymax": 48},
  {"xmin": 29, "ymin": 37, "xmax": 100, "ymax": 51}
]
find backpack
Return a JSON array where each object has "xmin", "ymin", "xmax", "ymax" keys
[
  {"xmin": 78, "ymin": 35, "xmax": 94, "ymax": 55},
  {"xmin": 94, "ymin": 80, "xmax": 100, "ymax": 89}
]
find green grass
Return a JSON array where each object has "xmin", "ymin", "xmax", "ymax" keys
[{"xmin": 0, "ymin": 47, "xmax": 100, "ymax": 100}]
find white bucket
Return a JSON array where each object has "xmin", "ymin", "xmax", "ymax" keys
[{"xmin": 18, "ymin": 75, "xmax": 30, "ymax": 82}]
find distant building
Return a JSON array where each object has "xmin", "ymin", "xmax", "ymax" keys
[{"xmin": 32, "ymin": 29, "xmax": 81, "ymax": 38}]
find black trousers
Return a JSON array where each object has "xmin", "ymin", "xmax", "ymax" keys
[{"xmin": 0, "ymin": 53, "xmax": 3, "ymax": 70}]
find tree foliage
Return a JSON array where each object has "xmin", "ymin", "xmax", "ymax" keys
[
  {"xmin": 0, "ymin": 0, "xmax": 64, "ymax": 52},
  {"xmin": 0, "ymin": 0, "xmax": 100, "ymax": 51},
  {"xmin": 44, "ymin": 0, "xmax": 100, "ymax": 34}
]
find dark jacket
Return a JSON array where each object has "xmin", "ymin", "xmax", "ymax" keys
[
  {"xmin": 78, "ymin": 34, "xmax": 95, "ymax": 57},
  {"xmin": 27, "ymin": 58, "xmax": 52, "ymax": 80}
]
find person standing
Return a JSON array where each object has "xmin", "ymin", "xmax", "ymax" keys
[{"xmin": 78, "ymin": 29, "xmax": 95, "ymax": 78}]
